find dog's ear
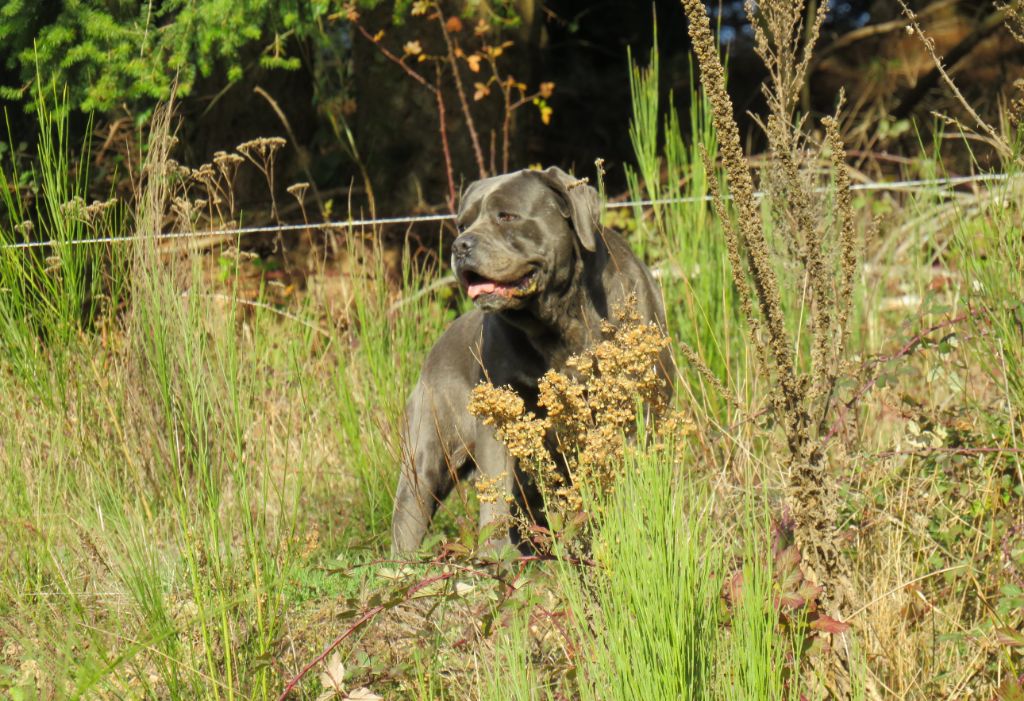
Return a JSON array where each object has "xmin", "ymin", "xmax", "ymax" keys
[{"xmin": 531, "ymin": 166, "xmax": 600, "ymax": 252}]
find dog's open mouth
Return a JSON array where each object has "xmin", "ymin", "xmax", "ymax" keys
[{"xmin": 462, "ymin": 269, "xmax": 538, "ymax": 301}]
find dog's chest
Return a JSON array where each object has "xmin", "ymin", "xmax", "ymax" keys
[
  {"xmin": 480, "ymin": 317, "xmax": 596, "ymax": 418},
  {"xmin": 480, "ymin": 319, "xmax": 552, "ymax": 398}
]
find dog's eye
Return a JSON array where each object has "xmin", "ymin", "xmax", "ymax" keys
[{"xmin": 496, "ymin": 212, "xmax": 519, "ymax": 223}]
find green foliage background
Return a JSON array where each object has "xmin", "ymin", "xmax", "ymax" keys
[
  {"xmin": 0, "ymin": 0, "xmax": 342, "ymax": 112},
  {"xmin": 0, "ymin": 0, "xmax": 524, "ymax": 114}
]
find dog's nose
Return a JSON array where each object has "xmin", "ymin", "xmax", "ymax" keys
[{"xmin": 452, "ymin": 234, "xmax": 477, "ymax": 260}]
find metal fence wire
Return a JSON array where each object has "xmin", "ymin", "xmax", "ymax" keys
[{"xmin": 0, "ymin": 173, "xmax": 1013, "ymax": 251}]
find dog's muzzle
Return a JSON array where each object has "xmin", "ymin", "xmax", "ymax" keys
[{"xmin": 452, "ymin": 234, "xmax": 539, "ymax": 302}]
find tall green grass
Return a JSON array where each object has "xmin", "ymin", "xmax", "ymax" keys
[
  {"xmin": 331, "ymin": 234, "xmax": 454, "ymax": 540},
  {"xmin": 478, "ymin": 606, "xmax": 556, "ymax": 701},
  {"xmin": 953, "ymin": 157, "xmax": 1024, "ymax": 486},
  {"xmin": 0, "ymin": 100, "xmax": 453, "ymax": 699},
  {"xmin": 475, "ymin": 440, "xmax": 819, "ymax": 701},
  {"xmin": 623, "ymin": 42, "xmax": 742, "ymax": 410},
  {"xmin": 0, "ymin": 85, "xmax": 130, "ymax": 399},
  {"xmin": 557, "ymin": 442, "xmax": 721, "ymax": 700}
]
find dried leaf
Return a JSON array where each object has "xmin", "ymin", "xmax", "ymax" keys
[
  {"xmin": 778, "ymin": 591, "xmax": 805, "ymax": 610},
  {"xmin": 403, "ymin": 40, "xmax": 423, "ymax": 56},
  {"xmin": 725, "ymin": 570, "xmax": 744, "ymax": 605},
  {"xmin": 473, "ymin": 82, "xmax": 490, "ymax": 101},
  {"xmin": 466, "ymin": 54, "xmax": 482, "ymax": 73},
  {"xmin": 797, "ymin": 581, "xmax": 823, "ymax": 604},
  {"xmin": 411, "ymin": 0, "xmax": 430, "ymax": 15},
  {"xmin": 378, "ymin": 566, "xmax": 414, "ymax": 581},
  {"xmin": 319, "ymin": 652, "xmax": 345, "ymax": 691},
  {"xmin": 775, "ymin": 544, "xmax": 801, "ymax": 572},
  {"xmin": 539, "ymin": 81, "xmax": 555, "ymax": 99},
  {"xmin": 809, "ymin": 614, "xmax": 851, "ymax": 634},
  {"xmin": 438, "ymin": 541, "xmax": 470, "ymax": 558},
  {"xmin": 345, "ymin": 689, "xmax": 383, "ymax": 701},
  {"xmin": 995, "ymin": 627, "xmax": 1024, "ymax": 647}
]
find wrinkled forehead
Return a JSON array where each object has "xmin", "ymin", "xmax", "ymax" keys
[{"xmin": 457, "ymin": 172, "xmax": 556, "ymax": 219}]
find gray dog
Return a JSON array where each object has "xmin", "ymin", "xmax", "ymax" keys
[{"xmin": 391, "ymin": 166, "xmax": 672, "ymax": 554}]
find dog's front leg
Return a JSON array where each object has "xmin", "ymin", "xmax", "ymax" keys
[
  {"xmin": 473, "ymin": 432, "xmax": 515, "ymax": 553},
  {"xmin": 392, "ymin": 400, "xmax": 455, "ymax": 555}
]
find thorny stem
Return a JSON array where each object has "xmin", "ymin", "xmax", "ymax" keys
[
  {"xmin": 492, "ymin": 54, "xmax": 542, "ymax": 173},
  {"xmin": 821, "ymin": 310, "xmax": 981, "ymax": 445},
  {"xmin": 437, "ymin": 7, "xmax": 488, "ymax": 178},
  {"xmin": 353, "ymin": 20, "xmax": 457, "ymax": 211},
  {"xmin": 274, "ymin": 550, "xmax": 599, "ymax": 699},
  {"xmin": 500, "ymin": 69, "xmax": 513, "ymax": 173},
  {"xmin": 354, "ymin": 22, "xmax": 433, "ymax": 90},
  {"xmin": 897, "ymin": 0, "xmax": 1013, "ymax": 161},
  {"xmin": 877, "ymin": 446, "xmax": 1024, "ymax": 458},
  {"xmin": 274, "ymin": 573, "xmax": 453, "ymax": 701},
  {"xmin": 435, "ymin": 66, "xmax": 458, "ymax": 211}
]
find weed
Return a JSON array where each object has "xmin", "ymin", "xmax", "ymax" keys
[
  {"xmin": 681, "ymin": 0, "xmax": 860, "ymax": 630},
  {"xmin": 468, "ymin": 301, "xmax": 671, "ymax": 549},
  {"xmin": 0, "ymin": 83, "xmax": 130, "ymax": 398}
]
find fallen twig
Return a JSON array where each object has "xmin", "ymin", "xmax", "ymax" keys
[{"xmin": 275, "ymin": 571, "xmax": 455, "ymax": 700}]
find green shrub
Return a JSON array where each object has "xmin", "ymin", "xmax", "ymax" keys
[{"xmin": 1, "ymin": 0, "xmax": 322, "ymax": 111}]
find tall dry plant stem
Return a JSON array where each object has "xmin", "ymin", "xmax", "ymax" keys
[
  {"xmin": 681, "ymin": 0, "xmax": 858, "ymax": 625},
  {"xmin": 749, "ymin": 0, "xmax": 827, "ymax": 133},
  {"xmin": 685, "ymin": 4, "xmax": 798, "ymax": 407},
  {"xmin": 133, "ymin": 97, "xmax": 177, "ymax": 280},
  {"xmin": 436, "ymin": 6, "xmax": 488, "ymax": 179}
]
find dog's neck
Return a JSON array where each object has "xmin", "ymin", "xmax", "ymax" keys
[{"xmin": 496, "ymin": 248, "xmax": 606, "ymax": 371}]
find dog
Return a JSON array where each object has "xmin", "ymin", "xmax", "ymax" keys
[{"xmin": 391, "ymin": 166, "xmax": 673, "ymax": 554}]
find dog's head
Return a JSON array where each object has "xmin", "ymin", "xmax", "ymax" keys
[{"xmin": 451, "ymin": 166, "xmax": 600, "ymax": 313}]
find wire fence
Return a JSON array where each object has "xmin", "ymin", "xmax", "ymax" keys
[{"xmin": 0, "ymin": 172, "xmax": 1014, "ymax": 251}]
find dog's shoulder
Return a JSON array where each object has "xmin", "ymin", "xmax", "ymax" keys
[
  {"xmin": 420, "ymin": 308, "xmax": 486, "ymax": 380},
  {"xmin": 598, "ymin": 227, "xmax": 648, "ymax": 270}
]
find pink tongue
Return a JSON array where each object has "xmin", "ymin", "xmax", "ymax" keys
[{"xmin": 467, "ymin": 281, "xmax": 498, "ymax": 299}]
